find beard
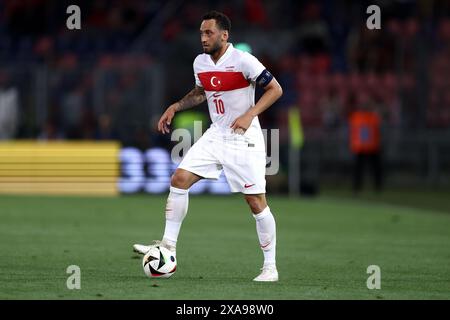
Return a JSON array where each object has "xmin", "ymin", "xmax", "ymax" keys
[{"xmin": 204, "ymin": 41, "xmax": 222, "ymax": 55}]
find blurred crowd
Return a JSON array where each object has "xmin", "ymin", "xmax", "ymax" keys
[{"xmin": 0, "ymin": 0, "xmax": 449, "ymax": 145}]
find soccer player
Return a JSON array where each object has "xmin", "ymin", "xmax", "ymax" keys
[{"xmin": 133, "ymin": 11, "xmax": 283, "ymax": 282}]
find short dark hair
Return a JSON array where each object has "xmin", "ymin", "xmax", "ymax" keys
[{"xmin": 202, "ymin": 11, "xmax": 231, "ymax": 32}]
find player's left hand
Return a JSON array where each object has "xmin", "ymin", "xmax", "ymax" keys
[{"xmin": 230, "ymin": 113, "xmax": 254, "ymax": 135}]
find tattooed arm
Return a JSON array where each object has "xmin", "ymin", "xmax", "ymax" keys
[
  {"xmin": 157, "ymin": 86, "xmax": 206, "ymax": 134},
  {"xmin": 174, "ymin": 86, "xmax": 206, "ymax": 112}
]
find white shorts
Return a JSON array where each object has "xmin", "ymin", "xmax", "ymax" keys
[{"xmin": 178, "ymin": 128, "xmax": 266, "ymax": 194}]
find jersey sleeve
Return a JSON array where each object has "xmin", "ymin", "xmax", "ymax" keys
[
  {"xmin": 193, "ymin": 57, "xmax": 203, "ymax": 87},
  {"xmin": 241, "ymin": 52, "xmax": 266, "ymax": 82},
  {"xmin": 194, "ymin": 73, "xmax": 202, "ymax": 87}
]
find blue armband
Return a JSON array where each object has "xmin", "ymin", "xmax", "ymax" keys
[{"xmin": 256, "ymin": 69, "xmax": 273, "ymax": 87}]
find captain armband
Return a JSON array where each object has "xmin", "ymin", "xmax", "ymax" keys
[{"xmin": 256, "ymin": 69, "xmax": 274, "ymax": 87}]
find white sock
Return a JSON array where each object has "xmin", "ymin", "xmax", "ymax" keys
[
  {"xmin": 162, "ymin": 186, "xmax": 189, "ymax": 250},
  {"xmin": 253, "ymin": 206, "xmax": 277, "ymax": 267}
]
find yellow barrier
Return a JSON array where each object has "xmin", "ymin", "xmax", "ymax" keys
[{"xmin": 0, "ymin": 141, "xmax": 120, "ymax": 196}]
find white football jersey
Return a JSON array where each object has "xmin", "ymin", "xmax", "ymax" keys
[{"xmin": 193, "ymin": 43, "xmax": 267, "ymax": 149}]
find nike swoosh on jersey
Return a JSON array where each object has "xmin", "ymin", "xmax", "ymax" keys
[
  {"xmin": 212, "ymin": 92, "xmax": 223, "ymax": 97},
  {"xmin": 244, "ymin": 184, "xmax": 255, "ymax": 188}
]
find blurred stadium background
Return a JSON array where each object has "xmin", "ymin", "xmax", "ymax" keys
[
  {"xmin": 1, "ymin": 0, "xmax": 450, "ymax": 196},
  {"xmin": 1, "ymin": 0, "xmax": 450, "ymax": 299}
]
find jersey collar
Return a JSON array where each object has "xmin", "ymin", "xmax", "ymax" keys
[{"xmin": 209, "ymin": 43, "xmax": 233, "ymax": 66}]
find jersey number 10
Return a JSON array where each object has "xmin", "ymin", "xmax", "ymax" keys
[{"xmin": 213, "ymin": 99, "xmax": 225, "ymax": 114}]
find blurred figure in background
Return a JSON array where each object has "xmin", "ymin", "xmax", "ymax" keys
[
  {"xmin": 348, "ymin": 100, "xmax": 382, "ymax": 194},
  {"xmin": 0, "ymin": 71, "xmax": 19, "ymax": 140},
  {"xmin": 38, "ymin": 118, "xmax": 65, "ymax": 140},
  {"xmin": 96, "ymin": 113, "xmax": 118, "ymax": 140}
]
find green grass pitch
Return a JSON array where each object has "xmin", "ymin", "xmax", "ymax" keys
[{"xmin": 1, "ymin": 190, "xmax": 449, "ymax": 299}]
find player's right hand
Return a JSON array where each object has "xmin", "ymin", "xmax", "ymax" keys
[{"xmin": 157, "ymin": 104, "xmax": 177, "ymax": 134}]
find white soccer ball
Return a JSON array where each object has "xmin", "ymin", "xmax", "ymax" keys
[{"xmin": 142, "ymin": 246, "xmax": 177, "ymax": 278}]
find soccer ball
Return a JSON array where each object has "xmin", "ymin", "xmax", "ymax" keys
[{"xmin": 142, "ymin": 246, "xmax": 177, "ymax": 278}]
